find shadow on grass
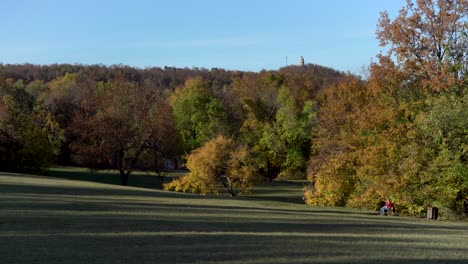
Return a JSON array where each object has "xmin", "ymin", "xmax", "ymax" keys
[
  {"xmin": 1, "ymin": 180, "xmax": 358, "ymax": 217},
  {"xmin": 2, "ymin": 174, "xmax": 468, "ymax": 264},
  {"xmin": 3, "ymin": 233, "xmax": 468, "ymax": 264},
  {"xmin": 47, "ymin": 167, "xmax": 185, "ymax": 190},
  {"xmin": 46, "ymin": 168, "xmax": 311, "ymax": 205},
  {"xmin": 3, "ymin": 180, "xmax": 468, "ymax": 235},
  {"xmin": 0, "ymin": 181, "xmax": 188, "ymax": 199},
  {"xmin": 245, "ymin": 181, "xmax": 308, "ymax": 204}
]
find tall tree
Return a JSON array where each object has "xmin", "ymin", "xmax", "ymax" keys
[
  {"xmin": 410, "ymin": 93, "xmax": 468, "ymax": 211},
  {"xmin": 274, "ymin": 86, "xmax": 317, "ymax": 179},
  {"xmin": 305, "ymin": 0, "xmax": 468, "ymax": 216},
  {"xmin": 0, "ymin": 78, "xmax": 63, "ymax": 174},
  {"xmin": 170, "ymin": 78, "xmax": 230, "ymax": 153},
  {"xmin": 305, "ymin": 77, "xmax": 367, "ymax": 206},
  {"xmin": 377, "ymin": 0, "xmax": 468, "ymax": 91},
  {"xmin": 70, "ymin": 79, "xmax": 176, "ymax": 186}
]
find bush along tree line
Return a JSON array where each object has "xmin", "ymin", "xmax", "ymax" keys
[{"xmin": 0, "ymin": 0, "xmax": 466, "ymax": 216}]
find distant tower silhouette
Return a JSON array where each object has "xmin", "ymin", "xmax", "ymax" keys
[{"xmin": 299, "ymin": 56, "xmax": 305, "ymax": 66}]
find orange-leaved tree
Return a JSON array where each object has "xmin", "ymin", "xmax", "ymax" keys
[
  {"xmin": 70, "ymin": 79, "xmax": 176, "ymax": 186},
  {"xmin": 377, "ymin": 0, "xmax": 468, "ymax": 92}
]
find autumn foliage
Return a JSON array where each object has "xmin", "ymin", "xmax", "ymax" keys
[
  {"xmin": 305, "ymin": 0, "xmax": 468, "ymax": 217},
  {"xmin": 1, "ymin": 0, "xmax": 466, "ymax": 217},
  {"xmin": 164, "ymin": 135, "xmax": 260, "ymax": 196}
]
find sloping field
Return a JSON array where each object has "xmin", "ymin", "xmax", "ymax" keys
[{"xmin": 1, "ymin": 172, "xmax": 468, "ymax": 264}]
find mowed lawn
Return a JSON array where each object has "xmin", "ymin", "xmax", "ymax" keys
[{"xmin": 1, "ymin": 171, "xmax": 468, "ymax": 264}]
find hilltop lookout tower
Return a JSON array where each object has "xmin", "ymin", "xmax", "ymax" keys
[{"xmin": 299, "ymin": 56, "xmax": 305, "ymax": 66}]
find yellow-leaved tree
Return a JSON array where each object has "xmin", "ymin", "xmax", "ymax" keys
[{"xmin": 164, "ymin": 135, "xmax": 261, "ymax": 196}]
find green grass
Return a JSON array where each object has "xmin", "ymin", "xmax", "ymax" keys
[{"xmin": 1, "ymin": 171, "xmax": 468, "ymax": 264}]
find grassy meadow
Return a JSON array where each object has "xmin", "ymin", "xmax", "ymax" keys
[{"xmin": 1, "ymin": 170, "xmax": 468, "ymax": 264}]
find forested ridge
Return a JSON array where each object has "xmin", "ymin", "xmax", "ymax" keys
[{"xmin": 1, "ymin": 0, "xmax": 467, "ymax": 217}]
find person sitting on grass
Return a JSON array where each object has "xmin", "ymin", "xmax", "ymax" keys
[{"xmin": 380, "ymin": 199, "xmax": 394, "ymax": 215}]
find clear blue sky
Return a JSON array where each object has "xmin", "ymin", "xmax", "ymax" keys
[{"xmin": 1, "ymin": 0, "xmax": 405, "ymax": 73}]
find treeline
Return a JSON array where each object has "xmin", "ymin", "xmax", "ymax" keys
[
  {"xmin": 1, "ymin": 0, "xmax": 466, "ymax": 217},
  {"xmin": 0, "ymin": 62, "xmax": 343, "ymax": 184}
]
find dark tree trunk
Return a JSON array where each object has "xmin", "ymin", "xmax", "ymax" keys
[
  {"xmin": 117, "ymin": 147, "xmax": 128, "ymax": 186},
  {"xmin": 267, "ymin": 161, "xmax": 275, "ymax": 183},
  {"xmin": 120, "ymin": 170, "xmax": 129, "ymax": 186},
  {"xmin": 220, "ymin": 176, "xmax": 237, "ymax": 197},
  {"xmin": 116, "ymin": 141, "xmax": 147, "ymax": 186}
]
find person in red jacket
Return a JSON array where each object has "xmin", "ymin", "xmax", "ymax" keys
[{"xmin": 380, "ymin": 199, "xmax": 394, "ymax": 215}]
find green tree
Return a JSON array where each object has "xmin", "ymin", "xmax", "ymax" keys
[
  {"xmin": 274, "ymin": 86, "xmax": 316, "ymax": 179},
  {"xmin": 240, "ymin": 81, "xmax": 317, "ymax": 181},
  {"xmin": 0, "ymin": 78, "xmax": 63, "ymax": 174},
  {"xmin": 412, "ymin": 94, "xmax": 468, "ymax": 211},
  {"xmin": 170, "ymin": 78, "xmax": 230, "ymax": 153}
]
